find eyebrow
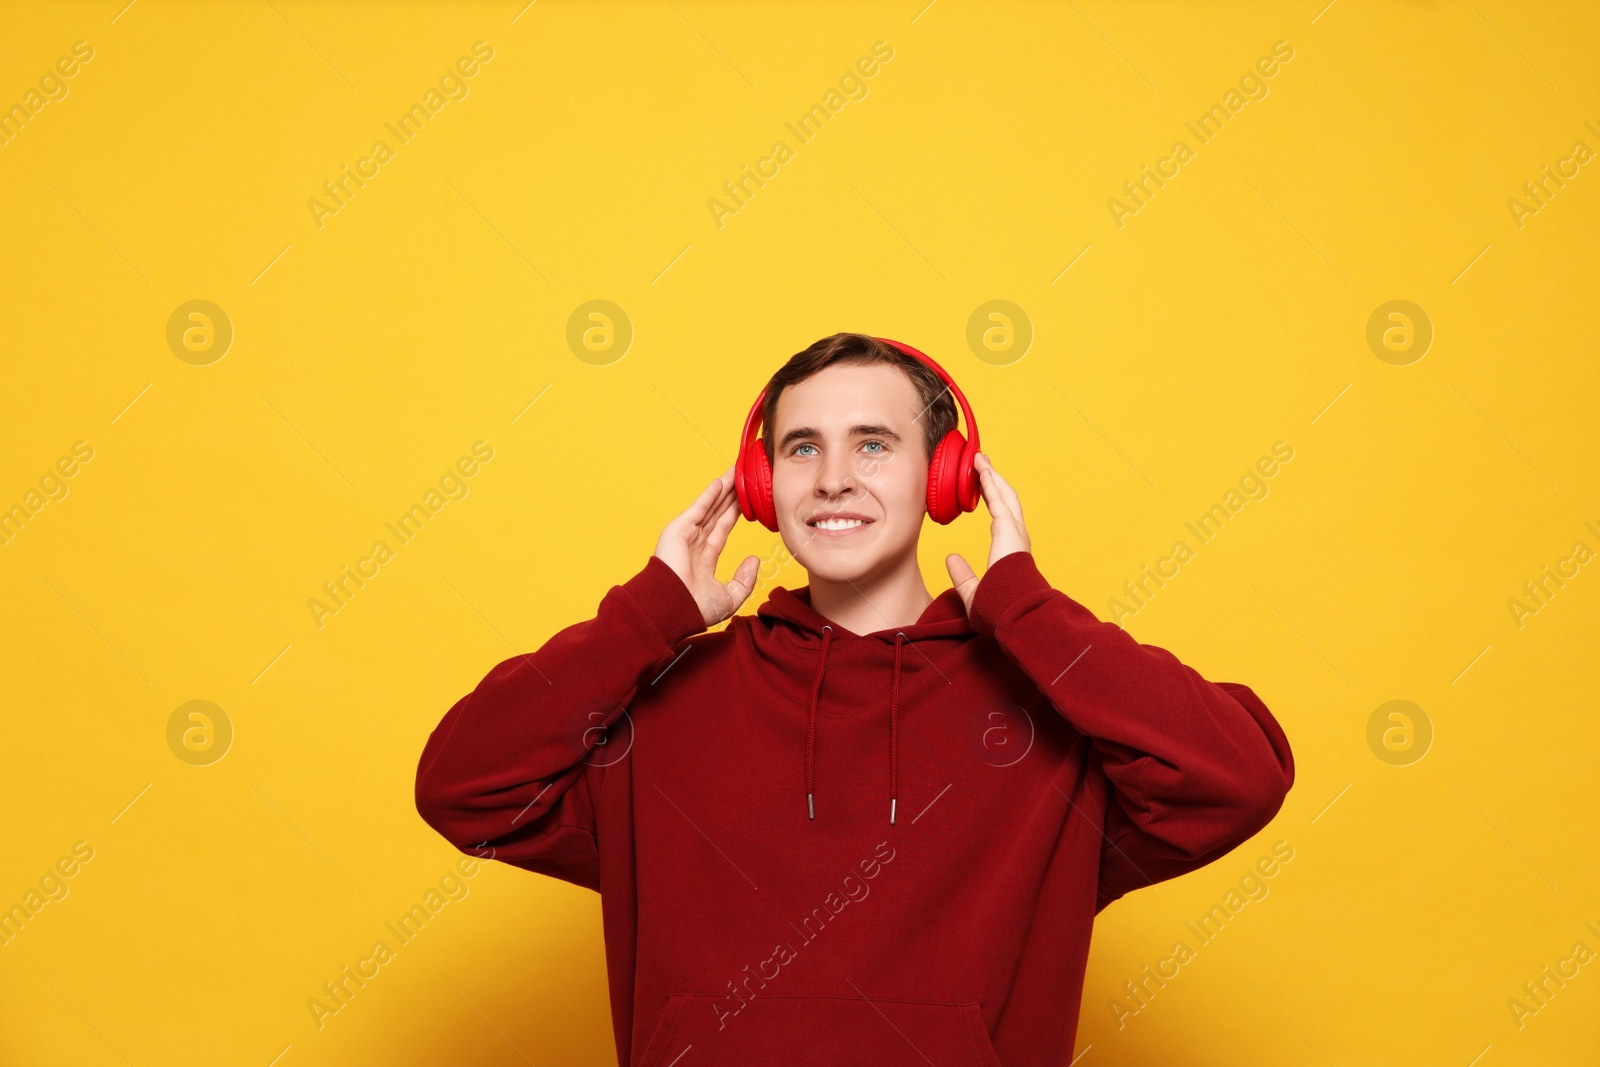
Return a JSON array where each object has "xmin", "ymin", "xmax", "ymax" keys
[{"xmin": 777, "ymin": 424, "xmax": 902, "ymax": 452}]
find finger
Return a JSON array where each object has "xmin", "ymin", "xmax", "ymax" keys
[
  {"xmin": 704, "ymin": 491, "xmax": 741, "ymax": 556},
  {"xmin": 978, "ymin": 456, "xmax": 1022, "ymax": 524},
  {"xmin": 722, "ymin": 554, "xmax": 761, "ymax": 612},
  {"xmin": 974, "ymin": 458, "xmax": 997, "ymax": 506},
  {"xmin": 985, "ymin": 464, "xmax": 1024, "ymax": 522},
  {"xmin": 679, "ymin": 475, "xmax": 726, "ymax": 528},
  {"xmin": 692, "ymin": 476, "xmax": 738, "ymax": 537},
  {"xmin": 977, "ymin": 464, "xmax": 1017, "ymax": 525},
  {"xmin": 945, "ymin": 552, "xmax": 978, "ymax": 591},
  {"xmin": 945, "ymin": 554, "xmax": 979, "ymax": 610},
  {"xmin": 704, "ymin": 476, "xmax": 736, "ymax": 524}
]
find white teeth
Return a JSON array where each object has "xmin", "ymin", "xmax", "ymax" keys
[{"xmin": 813, "ymin": 518, "xmax": 866, "ymax": 530}]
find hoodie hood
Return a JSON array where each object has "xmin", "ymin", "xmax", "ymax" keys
[{"xmin": 754, "ymin": 582, "xmax": 975, "ymax": 825}]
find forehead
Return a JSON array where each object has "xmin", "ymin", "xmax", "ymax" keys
[{"xmin": 772, "ymin": 362, "xmax": 920, "ymax": 432}]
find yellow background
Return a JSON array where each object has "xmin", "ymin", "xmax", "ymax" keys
[{"xmin": 2, "ymin": 1, "xmax": 1596, "ymax": 1064}]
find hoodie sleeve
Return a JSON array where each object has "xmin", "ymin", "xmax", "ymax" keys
[
  {"xmin": 414, "ymin": 555, "xmax": 706, "ymax": 891},
  {"xmin": 967, "ymin": 551, "xmax": 1295, "ymax": 913}
]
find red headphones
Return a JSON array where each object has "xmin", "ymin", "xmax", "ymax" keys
[{"xmin": 735, "ymin": 337, "xmax": 982, "ymax": 531}]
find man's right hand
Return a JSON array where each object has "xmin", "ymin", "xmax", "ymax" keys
[{"xmin": 654, "ymin": 466, "xmax": 761, "ymax": 628}]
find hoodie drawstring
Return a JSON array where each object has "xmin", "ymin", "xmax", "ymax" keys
[
  {"xmin": 804, "ymin": 625, "xmax": 907, "ymax": 827},
  {"xmin": 805, "ymin": 626, "xmax": 833, "ymax": 821},
  {"xmin": 890, "ymin": 632, "xmax": 904, "ymax": 826}
]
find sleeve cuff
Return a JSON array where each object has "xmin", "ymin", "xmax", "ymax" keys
[
  {"xmin": 621, "ymin": 555, "xmax": 708, "ymax": 646},
  {"xmin": 968, "ymin": 551, "xmax": 1053, "ymax": 638}
]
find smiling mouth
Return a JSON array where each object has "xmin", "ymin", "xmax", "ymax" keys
[{"xmin": 806, "ymin": 517, "xmax": 874, "ymax": 537}]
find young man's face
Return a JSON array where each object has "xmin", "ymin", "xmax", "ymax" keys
[{"xmin": 769, "ymin": 362, "xmax": 931, "ymax": 584}]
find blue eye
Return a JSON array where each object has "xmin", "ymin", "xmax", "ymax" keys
[{"xmin": 792, "ymin": 440, "xmax": 888, "ymax": 456}]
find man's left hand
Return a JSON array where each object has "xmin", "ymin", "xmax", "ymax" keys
[{"xmin": 946, "ymin": 452, "xmax": 1032, "ymax": 617}]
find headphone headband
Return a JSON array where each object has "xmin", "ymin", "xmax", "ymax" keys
[
  {"xmin": 869, "ymin": 336, "xmax": 980, "ymax": 457},
  {"xmin": 736, "ymin": 335, "xmax": 981, "ymax": 528},
  {"xmin": 737, "ymin": 336, "xmax": 979, "ymax": 462}
]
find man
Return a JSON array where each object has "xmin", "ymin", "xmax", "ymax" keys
[{"xmin": 414, "ymin": 332, "xmax": 1294, "ymax": 1066}]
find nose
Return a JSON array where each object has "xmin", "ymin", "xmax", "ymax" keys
[{"xmin": 815, "ymin": 446, "xmax": 858, "ymax": 499}]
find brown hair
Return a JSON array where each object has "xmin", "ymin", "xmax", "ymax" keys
[{"xmin": 760, "ymin": 333, "xmax": 958, "ymax": 466}]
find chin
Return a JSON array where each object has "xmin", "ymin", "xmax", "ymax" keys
[
  {"xmin": 796, "ymin": 553, "xmax": 880, "ymax": 585},
  {"xmin": 788, "ymin": 533, "xmax": 909, "ymax": 587}
]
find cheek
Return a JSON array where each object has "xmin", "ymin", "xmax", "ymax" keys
[
  {"xmin": 873, "ymin": 464, "xmax": 926, "ymax": 525},
  {"xmin": 770, "ymin": 473, "xmax": 810, "ymax": 534},
  {"xmin": 770, "ymin": 470, "xmax": 800, "ymax": 511},
  {"xmin": 896, "ymin": 459, "xmax": 929, "ymax": 505}
]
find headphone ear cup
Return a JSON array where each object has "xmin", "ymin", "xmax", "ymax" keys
[
  {"xmin": 754, "ymin": 443, "xmax": 777, "ymax": 531},
  {"xmin": 738, "ymin": 438, "xmax": 778, "ymax": 531},
  {"xmin": 956, "ymin": 441, "xmax": 980, "ymax": 513},
  {"xmin": 926, "ymin": 430, "xmax": 966, "ymax": 524},
  {"xmin": 732, "ymin": 435, "xmax": 764, "ymax": 531}
]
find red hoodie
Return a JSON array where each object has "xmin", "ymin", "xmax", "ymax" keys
[{"xmin": 414, "ymin": 550, "xmax": 1294, "ymax": 1066}]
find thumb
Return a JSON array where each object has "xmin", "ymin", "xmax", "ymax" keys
[
  {"xmin": 724, "ymin": 555, "xmax": 761, "ymax": 611},
  {"xmin": 946, "ymin": 553, "xmax": 979, "ymax": 608}
]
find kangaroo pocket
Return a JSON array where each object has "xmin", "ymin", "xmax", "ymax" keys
[{"xmin": 636, "ymin": 993, "xmax": 1004, "ymax": 1067}]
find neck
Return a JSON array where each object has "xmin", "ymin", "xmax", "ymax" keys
[{"xmin": 806, "ymin": 551, "xmax": 935, "ymax": 637}]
